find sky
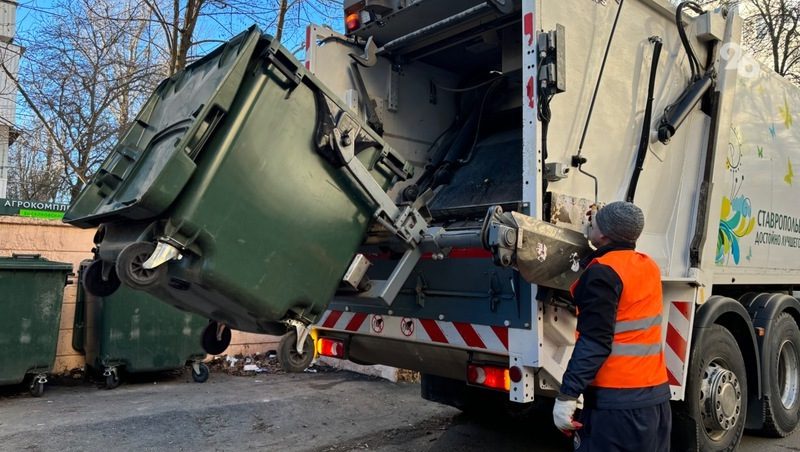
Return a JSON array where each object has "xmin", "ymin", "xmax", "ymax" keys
[
  {"xmin": 14, "ymin": 0, "xmax": 343, "ymax": 57},
  {"xmin": 7, "ymin": 0, "xmax": 343, "ymax": 124}
]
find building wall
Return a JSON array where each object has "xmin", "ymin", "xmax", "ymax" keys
[{"xmin": 0, "ymin": 216, "xmax": 280, "ymax": 373}]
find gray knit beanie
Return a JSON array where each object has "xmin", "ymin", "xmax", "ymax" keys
[{"xmin": 595, "ymin": 201, "xmax": 645, "ymax": 244}]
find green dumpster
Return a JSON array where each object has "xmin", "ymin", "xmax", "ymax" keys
[
  {"xmin": 73, "ymin": 260, "xmax": 210, "ymax": 388},
  {"xmin": 64, "ymin": 26, "xmax": 415, "ymax": 339},
  {"xmin": 0, "ymin": 254, "xmax": 72, "ymax": 396}
]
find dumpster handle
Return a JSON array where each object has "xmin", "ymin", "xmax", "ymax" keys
[
  {"xmin": 11, "ymin": 253, "xmax": 42, "ymax": 259},
  {"xmin": 186, "ymin": 107, "xmax": 225, "ymax": 159},
  {"xmin": 262, "ymin": 43, "xmax": 303, "ymax": 88},
  {"xmin": 146, "ymin": 118, "xmax": 193, "ymax": 149}
]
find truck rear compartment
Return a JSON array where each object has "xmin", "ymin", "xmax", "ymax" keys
[{"xmin": 317, "ymin": 2, "xmax": 531, "ymax": 386}]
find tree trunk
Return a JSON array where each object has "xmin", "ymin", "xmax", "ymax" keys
[{"xmin": 276, "ymin": 0, "xmax": 289, "ymax": 42}]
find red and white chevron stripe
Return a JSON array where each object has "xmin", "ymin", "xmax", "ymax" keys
[
  {"xmin": 316, "ymin": 310, "xmax": 509, "ymax": 354},
  {"xmin": 318, "ymin": 310, "xmax": 371, "ymax": 334},
  {"xmin": 665, "ymin": 301, "xmax": 692, "ymax": 387}
]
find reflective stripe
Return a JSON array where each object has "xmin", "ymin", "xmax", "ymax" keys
[
  {"xmin": 614, "ymin": 315, "xmax": 662, "ymax": 334},
  {"xmin": 611, "ymin": 343, "xmax": 663, "ymax": 357}
]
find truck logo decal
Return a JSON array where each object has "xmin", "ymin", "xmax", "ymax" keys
[
  {"xmin": 717, "ymin": 195, "xmax": 755, "ymax": 265},
  {"xmin": 718, "ymin": 128, "xmax": 755, "ymax": 265}
]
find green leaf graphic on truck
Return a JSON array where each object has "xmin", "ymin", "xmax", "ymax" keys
[{"xmin": 717, "ymin": 196, "xmax": 755, "ymax": 264}]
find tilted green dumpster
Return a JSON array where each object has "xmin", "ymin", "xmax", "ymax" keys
[
  {"xmin": 73, "ymin": 260, "xmax": 210, "ymax": 388},
  {"xmin": 0, "ymin": 255, "xmax": 72, "ymax": 396},
  {"xmin": 64, "ymin": 26, "xmax": 416, "ymax": 338}
]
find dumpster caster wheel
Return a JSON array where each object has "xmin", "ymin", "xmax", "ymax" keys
[
  {"xmin": 104, "ymin": 368, "xmax": 120, "ymax": 389},
  {"xmin": 83, "ymin": 259, "xmax": 121, "ymax": 297},
  {"xmin": 191, "ymin": 363, "xmax": 210, "ymax": 383},
  {"xmin": 116, "ymin": 242, "xmax": 167, "ymax": 290},
  {"xmin": 29, "ymin": 376, "xmax": 46, "ymax": 397},
  {"xmin": 278, "ymin": 331, "xmax": 314, "ymax": 373},
  {"xmin": 201, "ymin": 322, "xmax": 231, "ymax": 355}
]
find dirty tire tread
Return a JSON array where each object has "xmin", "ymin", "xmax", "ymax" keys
[{"xmin": 761, "ymin": 313, "xmax": 800, "ymax": 437}]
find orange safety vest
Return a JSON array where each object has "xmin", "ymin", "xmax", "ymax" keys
[{"xmin": 570, "ymin": 250, "xmax": 668, "ymax": 389}]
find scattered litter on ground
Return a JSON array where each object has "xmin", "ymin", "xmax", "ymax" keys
[
  {"xmin": 207, "ymin": 352, "xmax": 339, "ymax": 377},
  {"xmin": 397, "ymin": 369, "xmax": 421, "ymax": 383}
]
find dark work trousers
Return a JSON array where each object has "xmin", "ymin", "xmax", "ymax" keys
[{"xmin": 573, "ymin": 401, "xmax": 671, "ymax": 452}]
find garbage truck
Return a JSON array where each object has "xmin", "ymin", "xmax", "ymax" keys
[
  {"xmin": 63, "ymin": 0, "xmax": 800, "ymax": 449},
  {"xmin": 306, "ymin": 0, "xmax": 800, "ymax": 450}
]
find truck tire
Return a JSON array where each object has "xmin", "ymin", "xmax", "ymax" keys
[
  {"xmin": 761, "ymin": 313, "xmax": 800, "ymax": 437},
  {"xmin": 684, "ymin": 325, "xmax": 747, "ymax": 451}
]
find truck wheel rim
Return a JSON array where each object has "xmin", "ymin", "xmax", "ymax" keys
[
  {"xmin": 699, "ymin": 361, "xmax": 742, "ymax": 439},
  {"xmin": 778, "ymin": 339, "xmax": 799, "ymax": 409}
]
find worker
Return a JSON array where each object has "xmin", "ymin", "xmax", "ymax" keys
[{"xmin": 552, "ymin": 201, "xmax": 671, "ymax": 451}]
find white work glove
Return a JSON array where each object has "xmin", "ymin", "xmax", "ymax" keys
[{"xmin": 552, "ymin": 396, "xmax": 583, "ymax": 435}]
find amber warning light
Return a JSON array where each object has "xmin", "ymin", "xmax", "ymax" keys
[
  {"xmin": 467, "ymin": 364, "xmax": 510, "ymax": 392},
  {"xmin": 345, "ymin": 12, "xmax": 360, "ymax": 32}
]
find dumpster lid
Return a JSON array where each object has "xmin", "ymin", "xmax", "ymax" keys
[
  {"xmin": 0, "ymin": 254, "xmax": 73, "ymax": 271},
  {"xmin": 64, "ymin": 26, "xmax": 264, "ymax": 227}
]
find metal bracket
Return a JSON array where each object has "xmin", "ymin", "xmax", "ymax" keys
[
  {"xmin": 348, "ymin": 61, "xmax": 384, "ymax": 135},
  {"xmin": 142, "ymin": 241, "xmax": 182, "ymax": 270},
  {"xmin": 415, "ymin": 273, "xmax": 427, "ymax": 307},
  {"xmin": 387, "ymin": 65, "xmax": 400, "ymax": 113},
  {"xmin": 355, "ymin": 247, "xmax": 423, "ymax": 306},
  {"xmin": 332, "ymin": 122, "xmax": 427, "ymax": 247},
  {"xmin": 349, "ymin": 35, "xmax": 378, "ymax": 68},
  {"xmin": 286, "ymin": 319, "xmax": 311, "ymax": 355},
  {"xmin": 490, "ymin": 273, "xmax": 502, "ymax": 312},
  {"xmin": 342, "ymin": 254, "xmax": 372, "ymax": 290},
  {"xmin": 213, "ymin": 322, "xmax": 225, "ymax": 341}
]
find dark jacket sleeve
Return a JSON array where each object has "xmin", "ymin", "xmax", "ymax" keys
[{"xmin": 559, "ymin": 264, "xmax": 622, "ymax": 398}]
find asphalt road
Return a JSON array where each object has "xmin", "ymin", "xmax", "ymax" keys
[{"xmin": 0, "ymin": 369, "xmax": 798, "ymax": 451}]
